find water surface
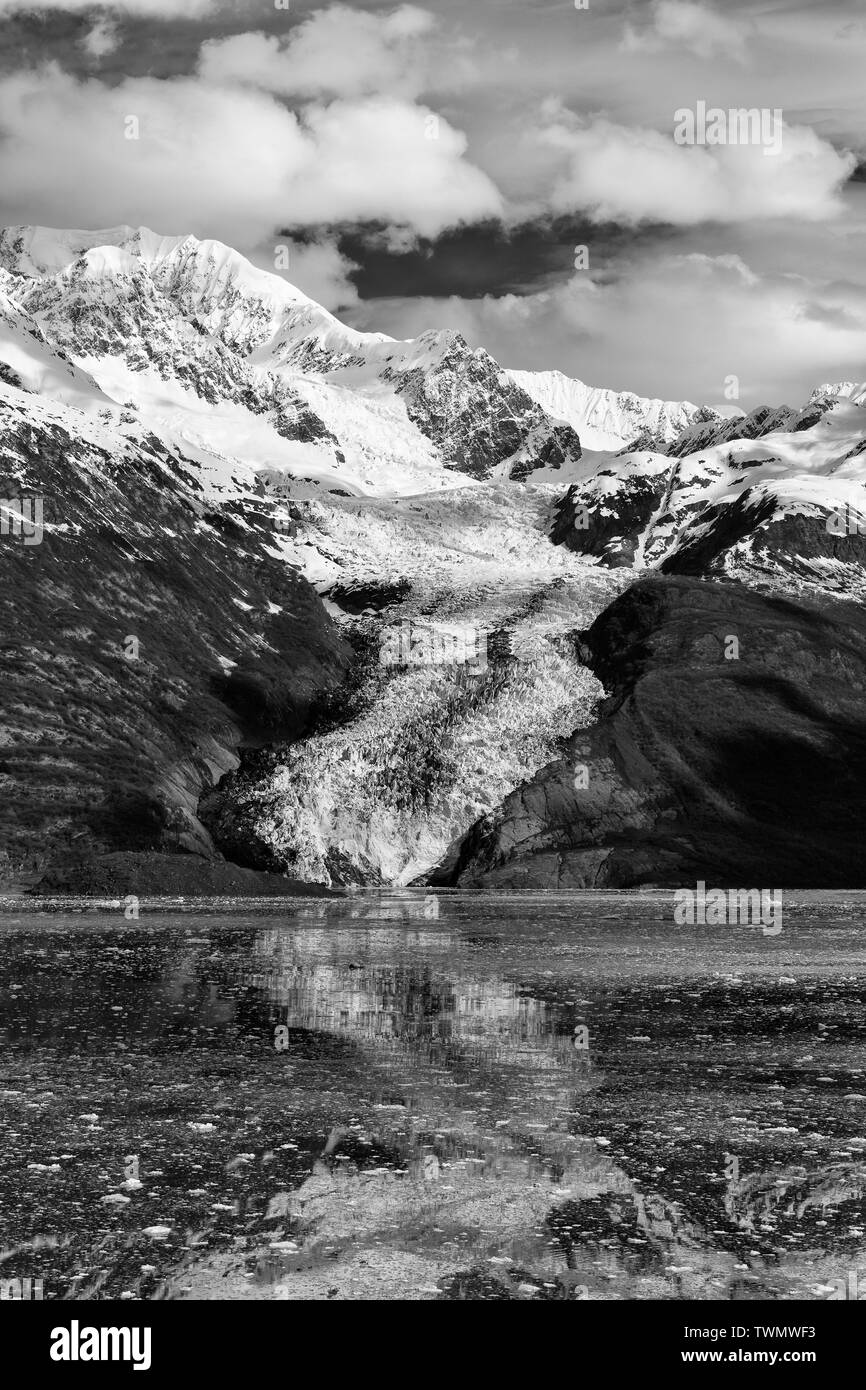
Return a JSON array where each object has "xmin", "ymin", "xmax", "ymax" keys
[{"xmin": 1, "ymin": 890, "xmax": 865, "ymax": 1301}]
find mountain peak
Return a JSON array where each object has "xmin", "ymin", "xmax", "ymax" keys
[
  {"xmin": 0, "ymin": 222, "xmax": 397, "ymax": 368},
  {"xmin": 508, "ymin": 367, "xmax": 718, "ymax": 452},
  {"xmin": 0, "ymin": 223, "xmax": 317, "ymax": 308},
  {"xmin": 809, "ymin": 381, "xmax": 866, "ymax": 407},
  {"xmin": 0, "ymin": 224, "xmax": 138, "ymax": 276}
]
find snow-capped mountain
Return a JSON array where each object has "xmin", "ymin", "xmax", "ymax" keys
[
  {"xmin": 811, "ymin": 381, "xmax": 866, "ymax": 407},
  {"xmin": 507, "ymin": 368, "xmax": 720, "ymax": 453},
  {"xmin": 3, "ymin": 223, "xmax": 866, "ymax": 892},
  {"xmin": 554, "ymin": 391, "xmax": 866, "ymax": 593},
  {"xmin": 0, "ymin": 223, "xmax": 742, "ymax": 505},
  {"xmin": 0, "ymin": 223, "xmax": 616, "ymax": 882},
  {"xmin": 0, "ymin": 224, "xmax": 592, "ymax": 498}
]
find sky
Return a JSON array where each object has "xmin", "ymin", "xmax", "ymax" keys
[{"xmin": 0, "ymin": 0, "xmax": 864, "ymax": 408}]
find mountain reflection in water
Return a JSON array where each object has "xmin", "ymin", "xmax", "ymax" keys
[{"xmin": 0, "ymin": 890, "xmax": 865, "ymax": 1301}]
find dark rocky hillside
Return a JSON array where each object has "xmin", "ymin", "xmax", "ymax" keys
[
  {"xmin": 443, "ymin": 576, "xmax": 866, "ymax": 889},
  {"xmin": 384, "ymin": 331, "xmax": 582, "ymax": 480},
  {"xmin": 0, "ymin": 394, "xmax": 350, "ymax": 888}
]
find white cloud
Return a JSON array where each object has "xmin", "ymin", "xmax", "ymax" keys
[
  {"xmin": 198, "ymin": 6, "xmax": 437, "ymax": 100},
  {"xmin": 543, "ymin": 117, "xmax": 855, "ymax": 226},
  {"xmin": 622, "ymin": 1, "xmax": 750, "ymax": 61},
  {"xmin": 0, "ymin": 66, "xmax": 502, "ymax": 248},
  {"xmin": 81, "ymin": 17, "xmax": 120, "ymax": 60},
  {"xmin": 289, "ymin": 97, "xmax": 501, "ymax": 234},
  {"xmin": 250, "ymin": 237, "xmax": 360, "ymax": 313}
]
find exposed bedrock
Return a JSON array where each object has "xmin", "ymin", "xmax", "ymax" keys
[
  {"xmin": 443, "ymin": 575, "xmax": 866, "ymax": 889},
  {"xmin": 0, "ymin": 404, "xmax": 351, "ymax": 883}
]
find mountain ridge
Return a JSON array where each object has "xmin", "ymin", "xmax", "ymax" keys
[
  {"xmin": 0, "ymin": 222, "xmax": 723, "ymax": 495},
  {"xmin": 2, "ymin": 223, "xmax": 865, "ymax": 890}
]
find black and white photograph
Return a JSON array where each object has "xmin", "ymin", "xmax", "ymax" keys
[{"xmin": 0, "ymin": 0, "xmax": 865, "ymax": 1361}]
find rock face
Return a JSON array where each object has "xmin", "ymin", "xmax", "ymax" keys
[
  {"xmin": 445, "ymin": 576, "xmax": 866, "ymax": 889},
  {"xmin": 0, "ymin": 388, "xmax": 350, "ymax": 880},
  {"xmin": 551, "ymin": 390, "xmax": 866, "ymax": 594},
  {"xmin": 660, "ymin": 489, "xmax": 866, "ymax": 582},
  {"xmin": 550, "ymin": 459, "xmax": 673, "ymax": 568},
  {"xmin": 664, "ymin": 401, "xmax": 826, "ymax": 459},
  {"xmin": 383, "ymin": 331, "xmax": 582, "ymax": 480},
  {"xmin": 33, "ymin": 852, "xmax": 337, "ymax": 898}
]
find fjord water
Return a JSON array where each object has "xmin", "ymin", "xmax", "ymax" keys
[{"xmin": 1, "ymin": 891, "xmax": 865, "ymax": 1302}]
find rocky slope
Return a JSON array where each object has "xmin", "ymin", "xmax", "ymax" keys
[
  {"xmin": 551, "ymin": 389, "xmax": 866, "ymax": 595},
  {"xmin": 0, "ymin": 379, "xmax": 349, "ymax": 886},
  {"xmin": 443, "ymin": 576, "xmax": 866, "ymax": 889}
]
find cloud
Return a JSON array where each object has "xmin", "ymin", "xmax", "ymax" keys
[
  {"xmin": 81, "ymin": 17, "xmax": 120, "ymax": 60},
  {"xmin": 542, "ymin": 117, "xmax": 855, "ymax": 226},
  {"xmin": 622, "ymin": 1, "xmax": 750, "ymax": 61},
  {"xmin": 197, "ymin": 6, "xmax": 476, "ymax": 100},
  {"xmin": 290, "ymin": 98, "xmax": 501, "ymax": 234},
  {"xmin": 250, "ymin": 237, "xmax": 361, "ymax": 313},
  {"xmin": 347, "ymin": 251, "xmax": 866, "ymax": 410},
  {"xmin": 0, "ymin": 66, "xmax": 501, "ymax": 248},
  {"xmin": 0, "ymin": 0, "xmax": 217, "ymax": 14}
]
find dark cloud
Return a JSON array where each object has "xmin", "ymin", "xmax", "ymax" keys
[{"xmin": 321, "ymin": 217, "xmax": 673, "ymax": 300}]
